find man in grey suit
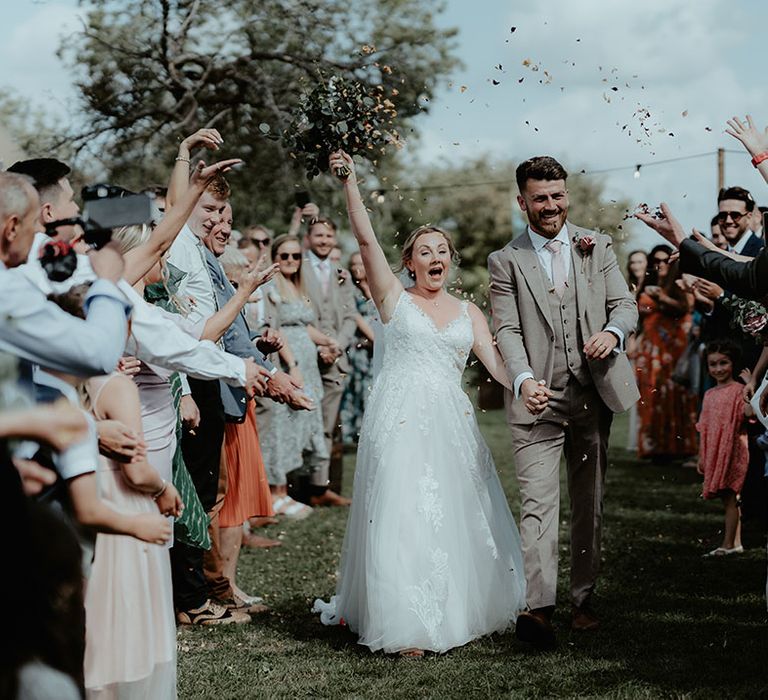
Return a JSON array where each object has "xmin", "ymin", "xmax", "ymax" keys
[
  {"xmin": 488, "ymin": 156, "xmax": 639, "ymax": 649},
  {"xmin": 302, "ymin": 216, "xmax": 356, "ymax": 506}
]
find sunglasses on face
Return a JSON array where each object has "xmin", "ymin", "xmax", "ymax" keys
[
  {"xmin": 716, "ymin": 211, "xmax": 748, "ymax": 224},
  {"xmin": 278, "ymin": 252, "xmax": 302, "ymax": 261},
  {"xmin": 252, "ymin": 237, "xmax": 271, "ymax": 247},
  {"xmin": 652, "ymin": 257, "xmax": 669, "ymax": 265}
]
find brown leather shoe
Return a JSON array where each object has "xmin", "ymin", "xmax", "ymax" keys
[
  {"xmin": 309, "ymin": 489, "xmax": 351, "ymax": 507},
  {"xmin": 571, "ymin": 604, "xmax": 600, "ymax": 631},
  {"xmin": 515, "ymin": 609, "xmax": 556, "ymax": 650}
]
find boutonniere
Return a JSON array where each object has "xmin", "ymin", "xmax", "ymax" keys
[
  {"xmin": 574, "ymin": 234, "xmax": 596, "ymax": 273},
  {"xmin": 336, "ymin": 268, "xmax": 350, "ymax": 285}
]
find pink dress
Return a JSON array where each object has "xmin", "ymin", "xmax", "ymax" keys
[
  {"xmin": 83, "ymin": 374, "xmax": 177, "ymax": 699},
  {"xmin": 696, "ymin": 381, "xmax": 749, "ymax": 499}
]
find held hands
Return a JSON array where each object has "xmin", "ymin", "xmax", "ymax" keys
[
  {"xmin": 584, "ymin": 331, "xmax": 618, "ymax": 360},
  {"xmin": 521, "ymin": 378, "xmax": 553, "ymax": 415},
  {"xmin": 725, "ymin": 115, "xmax": 768, "ymax": 157}
]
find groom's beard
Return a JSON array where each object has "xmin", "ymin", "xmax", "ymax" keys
[{"xmin": 529, "ymin": 208, "xmax": 567, "ymax": 236}]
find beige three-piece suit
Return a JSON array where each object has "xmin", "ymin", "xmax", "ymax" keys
[
  {"xmin": 302, "ymin": 255, "xmax": 358, "ymax": 489},
  {"xmin": 488, "ymin": 223, "xmax": 639, "ymax": 610}
]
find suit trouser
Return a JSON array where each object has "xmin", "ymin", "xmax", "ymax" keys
[
  {"xmin": 310, "ymin": 363, "xmax": 346, "ymax": 488},
  {"xmin": 202, "ymin": 441, "xmax": 234, "ymax": 601},
  {"xmin": 507, "ymin": 380, "xmax": 612, "ymax": 609},
  {"xmin": 170, "ymin": 378, "xmax": 225, "ymax": 611}
]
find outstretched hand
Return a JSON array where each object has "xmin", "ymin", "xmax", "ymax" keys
[
  {"xmin": 180, "ymin": 128, "xmax": 224, "ymax": 155},
  {"xmin": 634, "ymin": 202, "xmax": 686, "ymax": 248},
  {"xmin": 190, "ymin": 158, "xmax": 244, "ymax": 188},
  {"xmin": 725, "ymin": 115, "xmax": 768, "ymax": 157}
]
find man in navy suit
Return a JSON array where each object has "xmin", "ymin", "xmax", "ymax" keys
[{"xmin": 716, "ymin": 186, "xmax": 764, "ymax": 258}]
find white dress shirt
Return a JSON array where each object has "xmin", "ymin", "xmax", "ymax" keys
[
  {"xmin": 167, "ymin": 225, "xmax": 217, "ymax": 324},
  {"xmin": 729, "ymin": 231, "xmax": 753, "ymax": 255},
  {"xmin": 307, "ymin": 250, "xmax": 331, "ymax": 294},
  {"xmin": 512, "ymin": 226, "xmax": 625, "ymax": 398}
]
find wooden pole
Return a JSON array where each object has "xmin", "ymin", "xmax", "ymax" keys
[{"xmin": 717, "ymin": 148, "xmax": 725, "ymax": 191}]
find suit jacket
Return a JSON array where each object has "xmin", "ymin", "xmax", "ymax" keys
[
  {"xmin": 680, "ymin": 238, "xmax": 768, "ymax": 301},
  {"xmin": 488, "ymin": 223, "xmax": 640, "ymax": 425},
  {"xmin": 302, "ymin": 254, "xmax": 357, "ymax": 374},
  {"xmin": 204, "ymin": 247, "xmax": 274, "ymax": 421},
  {"xmin": 740, "ymin": 232, "xmax": 764, "ymax": 259}
]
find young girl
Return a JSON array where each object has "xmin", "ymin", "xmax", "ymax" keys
[{"xmin": 696, "ymin": 340, "xmax": 753, "ymax": 556}]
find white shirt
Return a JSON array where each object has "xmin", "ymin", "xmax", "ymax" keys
[
  {"xmin": 0, "ymin": 263, "xmax": 131, "ymax": 377},
  {"xmin": 307, "ymin": 250, "xmax": 331, "ymax": 290},
  {"xmin": 167, "ymin": 225, "xmax": 217, "ymax": 324},
  {"xmin": 528, "ymin": 225, "xmax": 572, "ymax": 287}
]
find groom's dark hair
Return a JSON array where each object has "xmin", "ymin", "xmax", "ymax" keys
[{"xmin": 516, "ymin": 156, "xmax": 568, "ymax": 193}]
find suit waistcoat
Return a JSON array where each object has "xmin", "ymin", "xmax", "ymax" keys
[{"xmin": 545, "ymin": 264, "xmax": 591, "ymax": 389}]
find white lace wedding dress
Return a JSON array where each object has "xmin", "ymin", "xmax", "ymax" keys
[{"xmin": 313, "ymin": 291, "xmax": 526, "ymax": 653}]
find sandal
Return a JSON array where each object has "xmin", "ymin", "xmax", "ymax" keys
[
  {"xmin": 272, "ymin": 496, "xmax": 313, "ymax": 520},
  {"xmin": 398, "ymin": 648, "xmax": 425, "ymax": 658},
  {"xmin": 703, "ymin": 545, "xmax": 744, "ymax": 557}
]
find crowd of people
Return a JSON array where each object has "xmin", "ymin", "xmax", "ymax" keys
[
  {"xmin": 2, "ymin": 112, "xmax": 768, "ymax": 694},
  {"xmin": 0, "ymin": 127, "xmax": 377, "ymax": 697},
  {"xmin": 630, "ymin": 116, "xmax": 768, "ymax": 559}
]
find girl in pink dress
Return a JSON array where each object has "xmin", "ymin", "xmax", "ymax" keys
[{"xmin": 696, "ymin": 340, "xmax": 753, "ymax": 557}]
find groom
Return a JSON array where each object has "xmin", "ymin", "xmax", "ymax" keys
[{"xmin": 488, "ymin": 156, "xmax": 639, "ymax": 649}]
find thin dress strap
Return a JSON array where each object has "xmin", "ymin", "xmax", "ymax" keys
[{"xmin": 89, "ymin": 372, "xmax": 123, "ymax": 421}]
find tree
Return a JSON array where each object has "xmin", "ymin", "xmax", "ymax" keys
[{"xmin": 59, "ymin": 0, "xmax": 459, "ymax": 226}]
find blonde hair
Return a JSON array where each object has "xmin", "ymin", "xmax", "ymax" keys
[
  {"xmin": 219, "ymin": 245, "xmax": 249, "ymax": 281},
  {"xmin": 397, "ymin": 225, "xmax": 460, "ymax": 273},
  {"xmin": 111, "ymin": 224, "xmax": 151, "ymax": 254},
  {"xmin": 271, "ymin": 233, "xmax": 308, "ymax": 303}
]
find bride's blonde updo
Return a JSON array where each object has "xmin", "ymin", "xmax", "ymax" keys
[{"xmin": 397, "ymin": 225, "xmax": 460, "ymax": 274}]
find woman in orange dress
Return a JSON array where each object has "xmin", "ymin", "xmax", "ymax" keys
[{"xmin": 635, "ymin": 245, "xmax": 698, "ymax": 461}]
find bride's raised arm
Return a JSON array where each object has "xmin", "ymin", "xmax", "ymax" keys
[{"xmin": 330, "ymin": 151, "xmax": 402, "ymax": 322}]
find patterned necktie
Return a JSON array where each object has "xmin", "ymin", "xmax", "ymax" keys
[{"xmin": 544, "ymin": 239, "xmax": 567, "ymax": 297}]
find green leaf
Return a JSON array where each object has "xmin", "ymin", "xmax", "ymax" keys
[{"xmin": 258, "ymin": 122, "xmax": 270, "ymax": 134}]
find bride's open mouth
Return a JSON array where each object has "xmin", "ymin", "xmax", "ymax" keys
[{"xmin": 428, "ymin": 265, "xmax": 444, "ymax": 280}]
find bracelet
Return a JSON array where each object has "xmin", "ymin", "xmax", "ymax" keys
[
  {"xmin": 175, "ymin": 156, "xmax": 190, "ymax": 163},
  {"xmin": 751, "ymin": 152, "xmax": 768, "ymax": 167},
  {"xmin": 152, "ymin": 479, "xmax": 168, "ymax": 500}
]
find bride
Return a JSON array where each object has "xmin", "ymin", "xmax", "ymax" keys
[{"xmin": 313, "ymin": 151, "xmax": 525, "ymax": 656}]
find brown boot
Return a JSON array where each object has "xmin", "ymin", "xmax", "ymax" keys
[
  {"xmin": 571, "ymin": 603, "xmax": 600, "ymax": 631},
  {"xmin": 515, "ymin": 608, "xmax": 556, "ymax": 650}
]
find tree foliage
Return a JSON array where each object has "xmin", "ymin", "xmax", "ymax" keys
[{"xmin": 59, "ymin": 0, "xmax": 459, "ymax": 224}]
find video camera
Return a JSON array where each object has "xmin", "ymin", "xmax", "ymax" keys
[{"xmin": 44, "ymin": 184, "xmax": 154, "ymax": 250}]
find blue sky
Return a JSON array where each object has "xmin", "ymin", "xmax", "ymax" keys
[{"xmin": 3, "ymin": 0, "xmax": 768, "ymax": 247}]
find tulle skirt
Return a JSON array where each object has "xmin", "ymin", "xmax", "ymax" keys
[{"xmin": 314, "ymin": 370, "xmax": 526, "ymax": 653}]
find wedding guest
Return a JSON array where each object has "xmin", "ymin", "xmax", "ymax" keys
[
  {"xmin": 716, "ymin": 186, "xmax": 763, "ymax": 257},
  {"xmin": 238, "ymin": 225, "xmax": 273, "ymax": 267},
  {"xmin": 265, "ymin": 234, "xmax": 337, "ymax": 516},
  {"xmin": 302, "ymin": 217, "xmax": 356, "ymax": 506},
  {"xmin": 710, "ymin": 216, "xmax": 728, "ymax": 251},
  {"xmin": 635, "ymin": 245, "xmax": 698, "ymax": 461},
  {"xmin": 339, "ymin": 251, "xmax": 376, "ymax": 445},
  {"xmin": 625, "ymin": 250, "xmax": 648, "ymax": 295},
  {"xmin": 84, "ymin": 370, "xmax": 182, "ymax": 699},
  {"xmin": 696, "ymin": 340, "xmax": 752, "ymax": 556}
]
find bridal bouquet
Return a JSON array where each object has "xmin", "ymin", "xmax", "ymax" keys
[
  {"xmin": 282, "ymin": 75, "xmax": 402, "ymax": 179},
  {"xmin": 722, "ymin": 295, "xmax": 768, "ymax": 342}
]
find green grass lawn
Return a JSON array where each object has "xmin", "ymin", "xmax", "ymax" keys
[{"xmin": 178, "ymin": 410, "xmax": 768, "ymax": 699}]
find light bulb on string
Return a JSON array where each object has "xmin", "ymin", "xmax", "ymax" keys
[{"xmin": 634, "ymin": 165, "xmax": 641, "ymax": 180}]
